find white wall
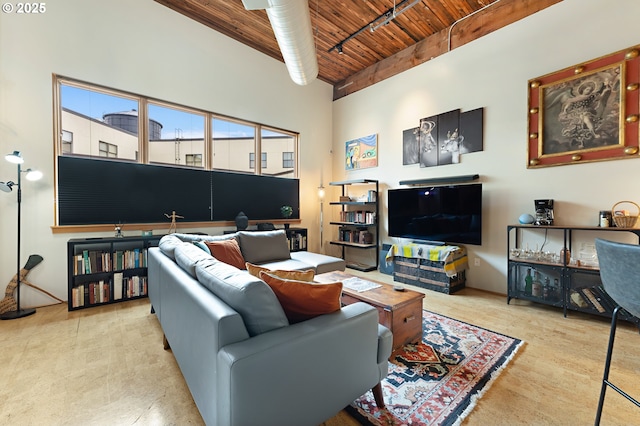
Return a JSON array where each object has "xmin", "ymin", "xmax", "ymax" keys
[
  {"xmin": 331, "ymin": 0, "xmax": 640, "ymax": 293},
  {"xmin": 0, "ymin": 0, "xmax": 333, "ymax": 307}
]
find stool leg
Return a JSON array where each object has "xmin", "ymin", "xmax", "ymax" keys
[{"xmin": 595, "ymin": 306, "xmax": 620, "ymax": 426}]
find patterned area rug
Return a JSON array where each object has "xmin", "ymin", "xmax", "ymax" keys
[{"xmin": 347, "ymin": 310, "xmax": 524, "ymax": 425}]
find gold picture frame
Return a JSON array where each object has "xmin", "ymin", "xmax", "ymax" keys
[{"xmin": 527, "ymin": 45, "xmax": 640, "ymax": 168}]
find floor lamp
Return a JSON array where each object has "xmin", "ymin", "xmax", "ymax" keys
[
  {"xmin": 0, "ymin": 151, "xmax": 42, "ymax": 320},
  {"xmin": 318, "ymin": 184, "xmax": 325, "ymax": 248}
]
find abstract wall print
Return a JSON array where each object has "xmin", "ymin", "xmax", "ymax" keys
[
  {"xmin": 402, "ymin": 127, "xmax": 420, "ymax": 165},
  {"xmin": 437, "ymin": 109, "xmax": 462, "ymax": 165},
  {"xmin": 346, "ymin": 134, "xmax": 378, "ymax": 170},
  {"xmin": 528, "ymin": 44, "xmax": 640, "ymax": 168},
  {"xmin": 460, "ymin": 108, "xmax": 484, "ymax": 154}
]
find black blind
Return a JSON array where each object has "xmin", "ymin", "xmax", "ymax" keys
[{"xmin": 57, "ymin": 157, "xmax": 298, "ymax": 225}]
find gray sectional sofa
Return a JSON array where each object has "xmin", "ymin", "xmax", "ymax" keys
[{"xmin": 148, "ymin": 230, "xmax": 393, "ymax": 426}]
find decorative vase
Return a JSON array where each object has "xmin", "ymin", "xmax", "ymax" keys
[
  {"xmin": 235, "ymin": 211, "xmax": 248, "ymax": 231},
  {"xmin": 284, "ymin": 223, "xmax": 290, "ymax": 230}
]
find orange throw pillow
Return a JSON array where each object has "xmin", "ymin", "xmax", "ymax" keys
[
  {"xmin": 246, "ymin": 262, "xmax": 315, "ymax": 282},
  {"xmin": 204, "ymin": 238, "xmax": 246, "ymax": 270},
  {"xmin": 259, "ymin": 271, "xmax": 342, "ymax": 324}
]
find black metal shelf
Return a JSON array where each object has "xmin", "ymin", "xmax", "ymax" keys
[
  {"xmin": 67, "ymin": 235, "xmax": 161, "ymax": 311},
  {"xmin": 329, "ymin": 179, "xmax": 379, "ymax": 272},
  {"xmin": 507, "ymin": 224, "xmax": 640, "ymax": 325},
  {"xmin": 330, "ymin": 240, "xmax": 378, "ymax": 249}
]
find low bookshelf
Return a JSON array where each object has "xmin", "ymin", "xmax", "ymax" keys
[{"xmin": 67, "ymin": 235, "xmax": 161, "ymax": 311}]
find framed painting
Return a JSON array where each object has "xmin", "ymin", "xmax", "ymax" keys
[
  {"xmin": 345, "ymin": 134, "xmax": 377, "ymax": 170},
  {"xmin": 527, "ymin": 44, "xmax": 640, "ymax": 168}
]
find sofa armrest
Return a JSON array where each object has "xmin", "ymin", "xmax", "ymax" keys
[
  {"xmin": 217, "ymin": 302, "xmax": 389, "ymax": 426},
  {"xmin": 377, "ymin": 323, "xmax": 393, "ymax": 363}
]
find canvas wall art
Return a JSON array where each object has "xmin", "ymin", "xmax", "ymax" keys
[
  {"xmin": 345, "ymin": 134, "xmax": 378, "ymax": 170},
  {"xmin": 402, "ymin": 127, "xmax": 420, "ymax": 165}
]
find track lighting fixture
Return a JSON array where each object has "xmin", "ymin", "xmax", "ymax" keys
[{"xmin": 329, "ymin": 0, "xmax": 422, "ymax": 54}]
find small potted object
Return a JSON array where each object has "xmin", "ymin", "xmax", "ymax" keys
[{"xmin": 280, "ymin": 205, "xmax": 293, "ymax": 229}]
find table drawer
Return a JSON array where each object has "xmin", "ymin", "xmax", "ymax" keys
[{"xmin": 391, "ymin": 300, "xmax": 423, "ymax": 350}]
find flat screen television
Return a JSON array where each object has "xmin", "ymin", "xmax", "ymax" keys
[{"xmin": 387, "ymin": 183, "xmax": 482, "ymax": 245}]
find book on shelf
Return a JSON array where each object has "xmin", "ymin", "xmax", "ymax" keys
[
  {"xmin": 124, "ymin": 275, "xmax": 148, "ymax": 298},
  {"xmin": 74, "ymin": 250, "xmax": 112, "ymax": 275},
  {"xmin": 113, "ymin": 272, "xmax": 123, "ymax": 300},
  {"xmin": 339, "ymin": 210, "xmax": 376, "ymax": 224},
  {"xmin": 72, "ymin": 284, "xmax": 85, "ymax": 308}
]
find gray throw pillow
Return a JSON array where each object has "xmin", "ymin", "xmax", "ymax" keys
[
  {"xmin": 195, "ymin": 260, "xmax": 289, "ymax": 336},
  {"xmin": 236, "ymin": 230, "xmax": 291, "ymax": 264}
]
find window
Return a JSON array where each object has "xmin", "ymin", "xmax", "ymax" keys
[
  {"xmin": 283, "ymin": 152, "xmax": 294, "ymax": 168},
  {"xmin": 212, "ymin": 117, "xmax": 256, "ymax": 173},
  {"xmin": 262, "ymin": 128, "xmax": 295, "ymax": 177},
  {"xmin": 99, "ymin": 141, "xmax": 117, "ymax": 158},
  {"xmin": 55, "ymin": 75, "xmax": 298, "ymax": 176},
  {"xmin": 62, "ymin": 130, "xmax": 73, "ymax": 154},
  {"xmin": 186, "ymin": 154, "xmax": 203, "ymax": 167},
  {"xmin": 249, "ymin": 152, "xmax": 267, "ymax": 169},
  {"xmin": 148, "ymin": 102, "xmax": 205, "ymax": 168},
  {"xmin": 59, "ymin": 83, "xmax": 139, "ymax": 161}
]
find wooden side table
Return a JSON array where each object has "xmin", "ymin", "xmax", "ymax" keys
[{"xmin": 315, "ymin": 270, "xmax": 425, "ymax": 352}]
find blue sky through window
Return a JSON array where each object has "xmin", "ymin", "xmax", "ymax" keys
[{"xmin": 60, "ymin": 84, "xmax": 276, "ymax": 139}]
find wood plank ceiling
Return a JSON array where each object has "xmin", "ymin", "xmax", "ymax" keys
[{"xmin": 155, "ymin": 0, "xmax": 562, "ymax": 100}]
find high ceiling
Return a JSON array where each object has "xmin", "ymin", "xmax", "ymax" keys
[{"xmin": 155, "ymin": 0, "xmax": 562, "ymax": 99}]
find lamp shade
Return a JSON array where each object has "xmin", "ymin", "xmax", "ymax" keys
[
  {"xmin": 25, "ymin": 169, "xmax": 43, "ymax": 181},
  {"xmin": 5, "ymin": 151, "xmax": 24, "ymax": 164},
  {"xmin": 0, "ymin": 181, "xmax": 15, "ymax": 192}
]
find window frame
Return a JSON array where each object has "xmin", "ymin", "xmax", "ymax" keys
[
  {"xmin": 54, "ymin": 75, "xmax": 298, "ymax": 176},
  {"xmin": 52, "ymin": 75, "xmax": 300, "ymax": 230}
]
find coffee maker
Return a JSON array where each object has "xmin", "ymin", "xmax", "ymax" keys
[{"xmin": 534, "ymin": 199, "xmax": 554, "ymax": 225}]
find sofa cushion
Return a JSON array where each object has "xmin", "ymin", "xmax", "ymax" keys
[
  {"xmin": 174, "ymin": 242, "xmax": 216, "ymax": 278},
  {"xmin": 246, "ymin": 262, "xmax": 314, "ymax": 282},
  {"xmin": 290, "ymin": 251, "xmax": 347, "ymax": 274},
  {"xmin": 236, "ymin": 230, "xmax": 291, "ymax": 264},
  {"xmin": 159, "ymin": 233, "xmax": 236, "ymax": 260},
  {"xmin": 259, "ymin": 272, "xmax": 343, "ymax": 324},
  {"xmin": 195, "ymin": 261, "xmax": 289, "ymax": 336},
  {"xmin": 205, "ymin": 238, "xmax": 246, "ymax": 270}
]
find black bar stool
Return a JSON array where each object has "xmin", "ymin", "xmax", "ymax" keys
[{"xmin": 594, "ymin": 238, "xmax": 640, "ymax": 425}]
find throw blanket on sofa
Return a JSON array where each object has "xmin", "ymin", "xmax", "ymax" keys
[{"xmin": 385, "ymin": 243, "xmax": 468, "ymax": 277}]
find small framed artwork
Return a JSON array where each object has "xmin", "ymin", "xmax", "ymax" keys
[
  {"xmin": 527, "ymin": 44, "xmax": 640, "ymax": 168},
  {"xmin": 345, "ymin": 134, "xmax": 377, "ymax": 170}
]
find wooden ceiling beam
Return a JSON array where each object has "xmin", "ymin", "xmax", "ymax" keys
[{"xmin": 333, "ymin": 0, "xmax": 563, "ymax": 100}]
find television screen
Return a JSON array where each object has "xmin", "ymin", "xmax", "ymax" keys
[{"xmin": 387, "ymin": 183, "xmax": 482, "ymax": 245}]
